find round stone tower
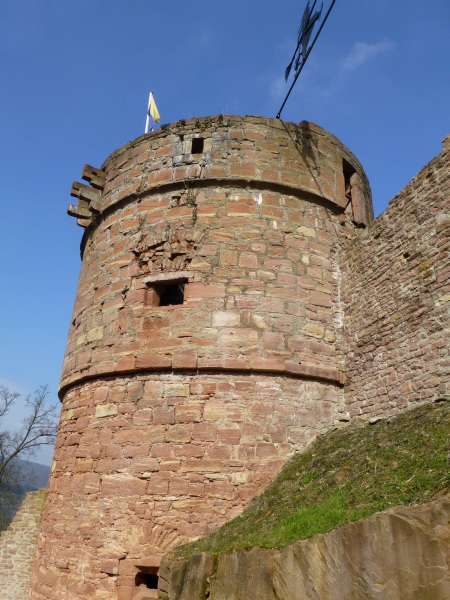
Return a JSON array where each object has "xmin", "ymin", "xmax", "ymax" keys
[{"xmin": 31, "ymin": 116, "xmax": 372, "ymax": 600}]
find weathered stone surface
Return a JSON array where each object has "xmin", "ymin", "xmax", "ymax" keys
[
  {"xmin": 0, "ymin": 489, "xmax": 46, "ymax": 600},
  {"xmin": 29, "ymin": 115, "xmax": 450, "ymax": 600},
  {"xmin": 58, "ymin": 117, "xmax": 370, "ymax": 395},
  {"xmin": 95, "ymin": 403, "xmax": 119, "ymax": 417},
  {"xmin": 342, "ymin": 140, "xmax": 450, "ymax": 418},
  {"xmin": 160, "ymin": 492, "xmax": 450, "ymax": 600}
]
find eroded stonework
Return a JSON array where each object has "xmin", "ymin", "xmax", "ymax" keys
[
  {"xmin": 0, "ymin": 490, "xmax": 46, "ymax": 600},
  {"xmin": 29, "ymin": 117, "xmax": 450, "ymax": 600}
]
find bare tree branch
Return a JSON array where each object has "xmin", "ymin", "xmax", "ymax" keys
[
  {"xmin": 0, "ymin": 385, "xmax": 58, "ymax": 490},
  {"xmin": 0, "ymin": 385, "xmax": 20, "ymax": 419}
]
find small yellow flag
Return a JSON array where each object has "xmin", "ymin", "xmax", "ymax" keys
[
  {"xmin": 145, "ymin": 92, "xmax": 161, "ymax": 133},
  {"xmin": 149, "ymin": 93, "xmax": 160, "ymax": 122}
]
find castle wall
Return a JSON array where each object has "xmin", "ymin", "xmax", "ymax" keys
[
  {"xmin": 30, "ymin": 116, "xmax": 372, "ymax": 600},
  {"xmin": 0, "ymin": 489, "xmax": 45, "ymax": 600},
  {"xmin": 342, "ymin": 134, "xmax": 450, "ymax": 417},
  {"xmin": 32, "ymin": 374, "xmax": 337, "ymax": 600}
]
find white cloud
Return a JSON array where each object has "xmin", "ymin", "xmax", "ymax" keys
[
  {"xmin": 197, "ymin": 25, "xmax": 213, "ymax": 47},
  {"xmin": 270, "ymin": 74, "xmax": 287, "ymax": 101},
  {"xmin": 341, "ymin": 39, "xmax": 393, "ymax": 71}
]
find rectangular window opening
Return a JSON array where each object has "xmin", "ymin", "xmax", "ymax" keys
[
  {"xmin": 146, "ymin": 278, "xmax": 187, "ymax": 307},
  {"xmin": 343, "ymin": 159, "xmax": 356, "ymax": 204},
  {"xmin": 135, "ymin": 566, "xmax": 159, "ymax": 590},
  {"xmin": 191, "ymin": 137, "xmax": 204, "ymax": 154},
  {"xmin": 159, "ymin": 282, "xmax": 185, "ymax": 306}
]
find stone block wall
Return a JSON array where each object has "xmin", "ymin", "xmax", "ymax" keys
[
  {"xmin": 32, "ymin": 374, "xmax": 338, "ymax": 599},
  {"xmin": 62, "ymin": 184, "xmax": 346, "ymax": 390},
  {"xmin": 0, "ymin": 489, "xmax": 45, "ymax": 600},
  {"xmin": 28, "ymin": 116, "xmax": 450, "ymax": 599},
  {"xmin": 342, "ymin": 134, "xmax": 450, "ymax": 417},
  {"xmin": 30, "ymin": 116, "xmax": 373, "ymax": 600},
  {"xmin": 60, "ymin": 116, "xmax": 372, "ymax": 393}
]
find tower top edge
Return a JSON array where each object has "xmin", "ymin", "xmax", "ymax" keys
[{"xmin": 100, "ymin": 114, "xmax": 367, "ymax": 180}]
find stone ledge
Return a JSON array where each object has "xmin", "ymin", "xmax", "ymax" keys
[{"xmin": 58, "ymin": 359, "xmax": 343, "ymax": 398}]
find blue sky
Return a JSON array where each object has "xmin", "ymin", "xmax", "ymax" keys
[{"xmin": 1, "ymin": 0, "xmax": 449, "ymax": 465}]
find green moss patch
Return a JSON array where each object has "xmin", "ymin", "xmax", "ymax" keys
[{"xmin": 176, "ymin": 401, "xmax": 450, "ymax": 558}]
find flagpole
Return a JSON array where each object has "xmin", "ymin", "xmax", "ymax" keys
[
  {"xmin": 276, "ymin": 0, "xmax": 336, "ymax": 119},
  {"xmin": 145, "ymin": 91, "xmax": 152, "ymax": 134}
]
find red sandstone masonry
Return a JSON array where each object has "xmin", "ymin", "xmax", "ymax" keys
[
  {"xmin": 0, "ymin": 489, "xmax": 45, "ymax": 600},
  {"xmin": 59, "ymin": 118, "xmax": 372, "ymax": 394},
  {"xmin": 342, "ymin": 135, "xmax": 450, "ymax": 417},
  {"xmin": 32, "ymin": 375, "xmax": 339, "ymax": 600},
  {"xmin": 30, "ymin": 116, "xmax": 373, "ymax": 600}
]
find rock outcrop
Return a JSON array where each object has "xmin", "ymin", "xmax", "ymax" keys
[{"xmin": 159, "ymin": 491, "xmax": 450, "ymax": 600}]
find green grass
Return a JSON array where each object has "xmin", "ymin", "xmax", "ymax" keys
[{"xmin": 174, "ymin": 401, "xmax": 450, "ymax": 558}]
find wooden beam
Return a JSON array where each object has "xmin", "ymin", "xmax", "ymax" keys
[
  {"xmin": 67, "ymin": 203, "xmax": 91, "ymax": 219},
  {"xmin": 82, "ymin": 164, "xmax": 106, "ymax": 190},
  {"xmin": 70, "ymin": 182, "xmax": 83, "ymax": 198},
  {"xmin": 89, "ymin": 200, "xmax": 101, "ymax": 214},
  {"xmin": 71, "ymin": 182, "xmax": 101, "ymax": 202},
  {"xmin": 77, "ymin": 218, "xmax": 92, "ymax": 228}
]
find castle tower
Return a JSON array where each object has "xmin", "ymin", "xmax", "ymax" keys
[{"xmin": 30, "ymin": 116, "xmax": 372, "ymax": 600}]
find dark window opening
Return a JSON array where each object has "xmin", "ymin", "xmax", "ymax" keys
[
  {"xmin": 191, "ymin": 137, "xmax": 204, "ymax": 154},
  {"xmin": 146, "ymin": 279, "xmax": 187, "ymax": 307},
  {"xmin": 135, "ymin": 566, "xmax": 159, "ymax": 590},
  {"xmin": 159, "ymin": 282, "xmax": 185, "ymax": 306},
  {"xmin": 343, "ymin": 159, "xmax": 356, "ymax": 204}
]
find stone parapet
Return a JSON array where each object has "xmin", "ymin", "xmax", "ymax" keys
[{"xmin": 97, "ymin": 117, "xmax": 371, "ymax": 218}]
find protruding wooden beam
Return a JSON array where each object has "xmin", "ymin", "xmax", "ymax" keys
[
  {"xmin": 89, "ymin": 200, "xmax": 102, "ymax": 214},
  {"xmin": 68, "ymin": 166, "xmax": 105, "ymax": 226},
  {"xmin": 82, "ymin": 164, "xmax": 106, "ymax": 190},
  {"xmin": 70, "ymin": 182, "xmax": 83, "ymax": 198},
  {"xmin": 70, "ymin": 182, "xmax": 102, "ymax": 219},
  {"xmin": 71, "ymin": 182, "xmax": 101, "ymax": 203},
  {"xmin": 77, "ymin": 218, "xmax": 92, "ymax": 228},
  {"xmin": 67, "ymin": 203, "xmax": 91, "ymax": 219}
]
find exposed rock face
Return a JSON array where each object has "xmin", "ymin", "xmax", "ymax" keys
[{"xmin": 159, "ymin": 493, "xmax": 450, "ymax": 600}]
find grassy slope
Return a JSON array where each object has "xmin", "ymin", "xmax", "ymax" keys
[{"xmin": 175, "ymin": 401, "xmax": 450, "ymax": 558}]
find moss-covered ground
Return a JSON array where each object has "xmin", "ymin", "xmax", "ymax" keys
[{"xmin": 175, "ymin": 401, "xmax": 450, "ymax": 558}]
